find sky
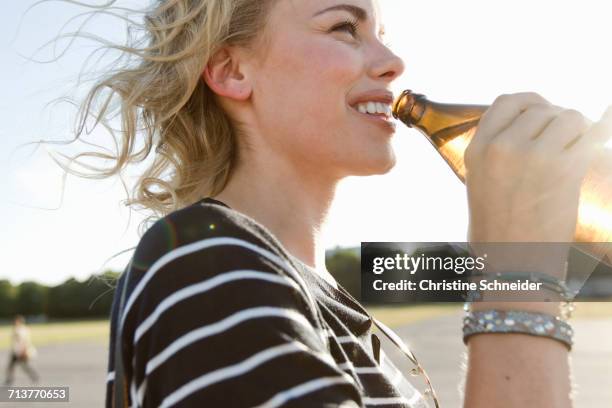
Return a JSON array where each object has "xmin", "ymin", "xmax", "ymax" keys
[{"xmin": 1, "ymin": 0, "xmax": 612, "ymax": 286}]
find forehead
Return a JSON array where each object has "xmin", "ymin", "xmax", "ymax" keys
[{"xmin": 284, "ymin": 0, "xmax": 383, "ymax": 28}]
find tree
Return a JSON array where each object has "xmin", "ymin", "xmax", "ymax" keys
[
  {"xmin": 326, "ymin": 248, "xmax": 361, "ymax": 299},
  {"xmin": 15, "ymin": 281, "xmax": 47, "ymax": 316},
  {"xmin": 46, "ymin": 271, "xmax": 119, "ymax": 318},
  {"xmin": 0, "ymin": 280, "xmax": 16, "ymax": 318}
]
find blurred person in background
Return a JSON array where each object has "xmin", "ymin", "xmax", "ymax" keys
[{"xmin": 3, "ymin": 315, "xmax": 39, "ymax": 385}]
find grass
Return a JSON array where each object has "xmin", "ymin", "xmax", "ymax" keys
[{"xmin": 0, "ymin": 319, "xmax": 109, "ymax": 351}]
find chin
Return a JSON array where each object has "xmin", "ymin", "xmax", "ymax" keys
[{"xmin": 347, "ymin": 150, "xmax": 397, "ymax": 177}]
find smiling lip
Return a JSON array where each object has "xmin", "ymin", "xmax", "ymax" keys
[
  {"xmin": 350, "ymin": 106, "xmax": 397, "ymax": 132},
  {"xmin": 348, "ymin": 89, "xmax": 395, "ymax": 106},
  {"xmin": 347, "ymin": 89, "xmax": 397, "ymax": 132}
]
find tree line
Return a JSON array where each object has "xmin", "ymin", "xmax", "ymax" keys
[
  {"xmin": 0, "ymin": 248, "xmax": 361, "ymax": 319},
  {"xmin": 0, "ymin": 271, "xmax": 119, "ymax": 319}
]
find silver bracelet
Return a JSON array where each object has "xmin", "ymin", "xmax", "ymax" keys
[
  {"xmin": 463, "ymin": 270, "xmax": 577, "ymax": 320},
  {"xmin": 463, "ymin": 310, "xmax": 574, "ymax": 350}
]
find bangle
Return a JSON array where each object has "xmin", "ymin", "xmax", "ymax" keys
[
  {"xmin": 463, "ymin": 270, "xmax": 577, "ymax": 320},
  {"xmin": 463, "ymin": 310, "xmax": 574, "ymax": 351}
]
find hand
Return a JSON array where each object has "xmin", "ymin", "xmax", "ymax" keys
[{"xmin": 464, "ymin": 92, "xmax": 612, "ymax": 276}]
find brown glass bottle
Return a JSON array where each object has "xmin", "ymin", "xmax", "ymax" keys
[{"xmin": 392, "ymin": 89, "xmax": 612, "ymax": 251}]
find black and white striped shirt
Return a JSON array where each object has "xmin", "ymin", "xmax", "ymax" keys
[{"xmin": 105, "ymin": 198, "xmax": 425, "ymax": 407}]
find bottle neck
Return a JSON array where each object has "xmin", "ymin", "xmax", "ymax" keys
[{"xmin": 392, "ymin": 90, "xmax": 489, "ymax": 181}]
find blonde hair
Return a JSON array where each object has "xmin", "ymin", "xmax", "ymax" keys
[{"xmin": 36, "ymin": 0, "xmax": 275, "ymax": 235}]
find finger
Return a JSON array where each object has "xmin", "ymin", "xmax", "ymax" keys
[
  {"xmin": 573, "ymin": 105, "xmax": 612, "ymax": 151},
  {"xmin": 465, "ymin": 92, "xmax": 550, "ymax": 166},
  {"xmin": 562, "ymin": 107, "xmax": 612, "ymax": 177},
  {"xmin": 495, "ymin": 103, "xmax": 563, "ymax": 148},
  {"xmin": 532, "ymin": 109, "xmax": 590, "ymax": 153},
  {"xmin": 466, "ymin": 93, "xmax": 551, "ymax": 167},
  {"xmin": 474, "ymin": 92, "xmax": 550, "ymax": 144}
]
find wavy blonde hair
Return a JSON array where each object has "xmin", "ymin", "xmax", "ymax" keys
[{"xmin": 36, "ymin": 0, "xmax": 275, "ymax": 235}]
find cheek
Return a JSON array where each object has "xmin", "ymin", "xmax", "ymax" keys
[
  {"xmin": 257, "ymin": 37, "xmax": 363, "ymax": 144},
  {"xmin": 294, "ymin": 39, "xmax": 362, "ymax": 87}
]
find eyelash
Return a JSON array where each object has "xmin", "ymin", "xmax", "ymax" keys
[
  {"xmin": 330, "ymin": 18, "xmax": 360, "ymax": 37},
  {"xmin": 330, "ymin": 19, "xmax": 391, "ymax": 48}
]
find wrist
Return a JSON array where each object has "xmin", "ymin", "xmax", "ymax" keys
[
  {"xmin": 468, "ymin": 242, "xmax": 571, "ymax": 280},
  {"xmin": 469, "ymin": 301, "xmax": 562, "ymax": 317}
]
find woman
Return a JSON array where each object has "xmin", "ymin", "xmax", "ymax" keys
[{"xmin": 50, "ymin": 0, "xmax": 609, "ymax": 406}]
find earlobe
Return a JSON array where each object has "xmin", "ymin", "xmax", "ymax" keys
[{"xmin": 202, "ymin": 47, "xmax": 252, "ymax": 101}]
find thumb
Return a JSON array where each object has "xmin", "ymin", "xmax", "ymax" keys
[
  {"xmin": 598, "ymin": 105, "xmax": 612, "ymax": 127},
  {"xmin": 582, "ymin": 105, "xmax": 612, "ymax": 148}
]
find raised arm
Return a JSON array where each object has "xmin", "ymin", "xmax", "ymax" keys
[{"xmin": 461, "ymin": 93, "xmax": 612, "ymax": 407}]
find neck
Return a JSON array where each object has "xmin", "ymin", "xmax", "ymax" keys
[{"xmin": 213, "ymin": 147, "xmax": 339, "ymax": 272}]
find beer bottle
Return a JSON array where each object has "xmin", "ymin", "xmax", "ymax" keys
[{"xmin": 392, "ymin": 90, "xmax": 612, "ymax": 247}]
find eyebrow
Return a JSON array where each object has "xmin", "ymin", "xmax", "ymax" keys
[
  {"xmin": 313, "ymin": 4, "xmax": 386, "ymax": 36},
  {"xmin": 313, "ymin": 4, "xmax": 367, "ymax": 21}
]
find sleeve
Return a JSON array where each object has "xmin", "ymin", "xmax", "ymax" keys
[
  {"xmin": 105, "ymin": 264, "xmax": 126, "ymax": 408},
  {"xmin": 122, "ymin": 212, "xmax": 365, "ymax": 408}
]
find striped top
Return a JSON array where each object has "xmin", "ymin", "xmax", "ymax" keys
[{"xmin": 105, "ymin": 198, "xmax": 425, "ymax": 407}]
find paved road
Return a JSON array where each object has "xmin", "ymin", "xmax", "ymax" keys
[
  {"xmin": 387, "ymin": 313, "xmax": 612, "ymax": 408},
  {"xmin": 2, "ymin": 316, "xmax": 610, "ymax": 407},
  {"xmin": 1, "ymin": 339, "xmax": 108, "ymax": 407}
]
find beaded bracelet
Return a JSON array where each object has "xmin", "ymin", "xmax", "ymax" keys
[{"xmin": 463, "ymin": 310, "xmax": 574, "ymax": 351}]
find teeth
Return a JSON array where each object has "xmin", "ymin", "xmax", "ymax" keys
[{"xmin": 354, "ymin": 101, "xmax": 392, "ymax": 115}]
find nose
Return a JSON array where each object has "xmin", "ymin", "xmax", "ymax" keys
[{"xmin": 368, "ymin": 43, "xmax": 406, "ymax": 83}]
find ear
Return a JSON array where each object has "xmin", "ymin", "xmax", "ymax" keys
[{"xmin": 202, "ymin": 47, "xmax": 252, "ymax": 101}]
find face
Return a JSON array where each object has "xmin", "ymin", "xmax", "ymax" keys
[{"xmin": 245, "ymin": 0, "xmax": 405, "ymax": 179}]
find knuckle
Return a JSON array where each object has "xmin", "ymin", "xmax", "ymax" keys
[
  {"xmin": 520, "ymin": 104, "xmax": 550, "ymax": 121},
  {"xmin": 526, "ymin": 103, "xmax": 556, "ymax": 115},
  {"xmin": 493, "ymin": 93, "xmax": 513, "ymax": 106},
  {"xmin": 520, "ymin": 91, "xmax": 546, "ymax": 102},
  {"xmin": 521, "ymin": 104, "xmax": 563, "ymax": 124},
  {"xmin": 511, "ymin": 91, "xmax": 548, "ymax": 105},
  {"xmin": 492, "ymin": 92, "xmax": 550, "ymax": 111},
  {"xmin": 557, "ymin": 109, "xmax": 587, "ymax": 127}
]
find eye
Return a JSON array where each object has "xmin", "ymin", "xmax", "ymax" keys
[{"xmin": 330, "ymin": 19, "xmax": 360, "ymax": 38}]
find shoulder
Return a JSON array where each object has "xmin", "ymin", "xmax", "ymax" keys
[
  {"xmin": 132, "ymin": 201, "xmax": 288, "ymax": 274},
  {"xmin": 121, "ymin": 201, "xmax": 318, "ymax": 326}
]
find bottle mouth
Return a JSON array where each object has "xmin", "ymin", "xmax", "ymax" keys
[{"xmin": 392, "ymin": 89, "xmax": 417, "ymax": 122}]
